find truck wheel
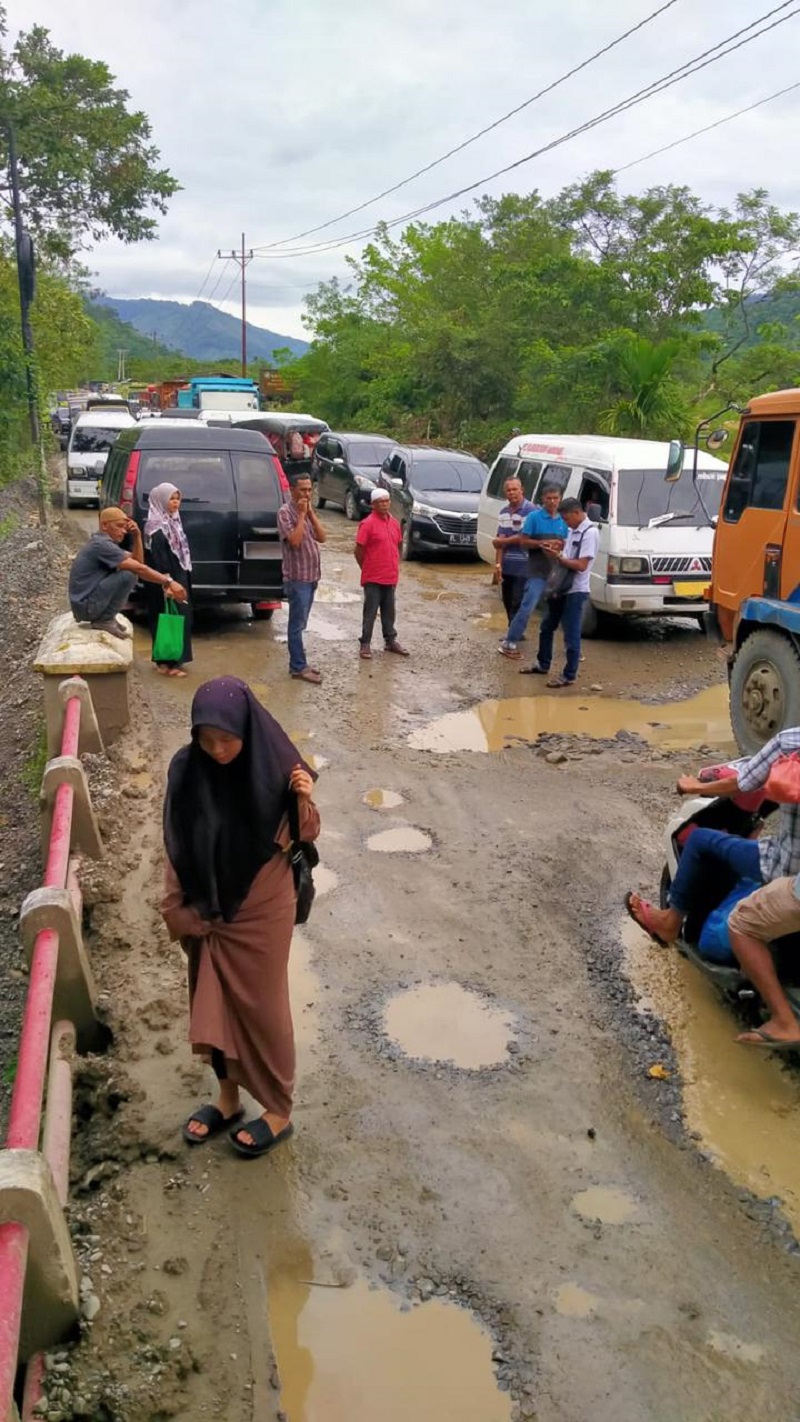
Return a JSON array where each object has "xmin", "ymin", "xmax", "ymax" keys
[{"xmin": 729, "ymin": 629, "xmax": 800, "ymax": 754}]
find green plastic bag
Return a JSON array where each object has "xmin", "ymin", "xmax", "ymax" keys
[{"xmin": 152, "ymin": 596, "xmax": 185, "ymax": 664}]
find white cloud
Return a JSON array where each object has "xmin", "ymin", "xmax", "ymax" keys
[{"xmin": 8, "ymin": 0, "xmax": 800, "ymax": 339}]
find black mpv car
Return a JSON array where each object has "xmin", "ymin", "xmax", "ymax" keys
[
  {"xmin": 312, "ymin": 431, "xmax": 395, "ymax": 520},
  {"xmin": 377, "ymin": 446, "xmax": 488, "ymax": 559}
]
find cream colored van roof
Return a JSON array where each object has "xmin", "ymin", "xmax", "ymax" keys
[{"xmin": 500, "ymin": 432, "xmax": 725, "ymax": 472}]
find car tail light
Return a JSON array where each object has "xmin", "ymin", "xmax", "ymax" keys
[
  {"xmin": 120, "ymin": 450, "xmax": 140, "ymax": 513},
  {"xmin": 255, "ymin": 600, "xmax": 281, "ymax": 610}
]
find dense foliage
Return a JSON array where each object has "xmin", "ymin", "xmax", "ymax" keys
[{"xmin": 292, "ymin": 174, "xmax": 800, "ymax": 456}]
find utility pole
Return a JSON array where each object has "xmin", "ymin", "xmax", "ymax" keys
[
  {"xmin": 217, "ymin": 233, "xmax": 253, "ymax": 376},
  {"xmin": 117, "ymin": 348, "xmax": 128, "ymax": 383},
  {"xmin": 8, "ymin": 122, "xmax": 47, "ymax": 524}
]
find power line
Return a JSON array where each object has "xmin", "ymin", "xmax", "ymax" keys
[
  {"xmin": 252, "ymin": 0, "xmax": 800, "ymax": 262},
  {"xmin": 254, "ymin": 0, "xmax": 683, "ymax": 253},
  {"xmin": 614, "ymin": 78, "xmax": 800, "ymax": 172},
  {"xmin": 217, "ymin": 234, "xmax": 254, "ymax": 374}
]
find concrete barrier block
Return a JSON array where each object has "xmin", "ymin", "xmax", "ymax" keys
[
  {"xmin": 40, "ymin": 757, "xmax": 103, "ymax": 862},
  {"xmin": 35, "ymin": 613, "xmax": 132, "ymax": 747},
  {"xmin": 19, "ymin": 888, "xmax": 101, "ymax": 1051},
  {"xmin": 0, "ymin": 1151, "xmax": 78, "ymax": 1361},
  {"xmin": 49, "ymin": 677, "xmax": 104, "ymax": 759}
]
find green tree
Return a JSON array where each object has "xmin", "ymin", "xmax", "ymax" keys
[
  {"xmin": 0, "ymin": 8, "xmax": 179, "ymax": 257},
  {"xmin": 599, "ymin": 336, "xmax": 690, "ymax": 439}
]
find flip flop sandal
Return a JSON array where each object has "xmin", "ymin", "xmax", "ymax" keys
[
  {"xmin": 737, "ymin": 1028, "xmax": 800, "ymax": 1052},
  {"xmin": 624, "ymin": 891, "xmax": 669, "ymax": 948},
  {"xmin": 182, "ymin": 1103, "xmax": 243, "ymax": 1146},
  {"xmin": 229, "ymin": 1118, "xmax": 294, "ymax": 1159}
]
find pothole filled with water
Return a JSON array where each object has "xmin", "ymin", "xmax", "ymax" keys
[
  {"xmin": 408, "ymin": 684, "xmax": 732, "ymax": 754},
  {"xmin": 383, "ymin": 983, "xmax": 515, "ymax": 1068},
  {"xmin": 554, "ymin": 1283, "xmax": 599, "ymax": 1318},
  {"xmin": 313, "ymin": 865, "xmax": 339, "ymax": 897},
  {"xmin": 367, "ymin": 826, "xmax": 432, "ymax": 854},
  {"xmin": 571, "ymin": 1186, "xmax": 639, "ymax": 1224},
  {"xmin": 363, "ymin": 788, "xmax": 406, "ymax": 810},
  {"xmin": 268, "ymin": 1268, "xmax": 513, "ymax": 1422}
]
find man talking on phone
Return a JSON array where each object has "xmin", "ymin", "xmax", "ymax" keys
[{"xmin": 277, "ymin": 474, "xmax": 327, "ymax": 685}]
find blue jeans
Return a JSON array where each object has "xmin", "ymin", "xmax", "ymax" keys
[
  {"xmin": 536, "ymin": 593, "xmax": 587, "ymax": 682},
  {"xmin": 669, "ymin": 827, "xmax": 762, "ymax": 913},
  {"xmin": 506, "ymin": 577, "xmax": 547, "ymax": 644},
  {"xmin": 285, "ymin": 579, "xmax": 317, "ymax": 673}
]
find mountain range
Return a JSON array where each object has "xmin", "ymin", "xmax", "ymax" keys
[{"xmin": 96, "ymin": 296, "xmax": 309, "ymax": 362}]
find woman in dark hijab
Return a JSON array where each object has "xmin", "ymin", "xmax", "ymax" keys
[{"xmin": 161, "ymin": 676, "xmax": 319, "ymax": 1157}]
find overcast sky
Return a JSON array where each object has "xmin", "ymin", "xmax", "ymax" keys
[{"xmin": 7, "ymin": 0, "xmax": 800, "ymax": 341}]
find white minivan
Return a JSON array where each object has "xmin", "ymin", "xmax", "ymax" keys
[
  {"xmin": 66, "ymin": 408, "xmax": 137, "ymax": 507},
  {"xmin": 477, "ymin": 433, "xmax": 728, "ymax": 635}
]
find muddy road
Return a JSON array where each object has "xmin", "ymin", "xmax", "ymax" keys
[{"xmin": 55, "ymin": 506, "xmax": 800, "ymax": 1422}]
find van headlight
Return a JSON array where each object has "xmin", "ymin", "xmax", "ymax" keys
[
  {"xmin": 412, "ymin": 500, "xmax": 434, "ymax": 516},
  {"xmin": 608, "ymin": 555, "xmax": 649, "ymax": 575}
]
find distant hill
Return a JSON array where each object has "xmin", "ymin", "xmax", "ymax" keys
[
  {"xmin": 85, "ymin": 298, "xmax": 177, "ymax": 378},
  {"xmin": 98, "ymin": 296, "xmax": 309, "ymax": 362},
  {"xmin": 700, "ymin": 288, "xmax": 800, "ymax": 347}
]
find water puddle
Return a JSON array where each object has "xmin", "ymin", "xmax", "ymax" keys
[
  {"xmin": 363, "ymin": 788, "xmax": 406, "ymax": 810},
  {"xmin": 313, "ymin": 866, "xmax": 339, "ymax": 897},
  {"xmin": 622, "ymin": 918, "xmax": 800, "ymax": 1232},
  {"xmin": 408, "ymin": 684, "xmax": 732, "ymax": 754},
  {"xmin": 554, "ymin": 1283, "xmax": 599, "ymax": 1318},
  {"xmin": 571, "ymin": 1187, "xmax": 639, "ymax": 1224},
  {"xmin": 290, "ymin": 932, "xmax": 321, "ymax": 1059},
  {"xmin": 707, "ymin": 1330, "xmax": 766, "ymax": 1366},
  {"xmin": 471, "ymin": 610, "xmax": 510, "ymax": 632},
  {"xmin": 314, "ymin": 583, "xmax": 361, "ymax": 606},
  {"xmin": 268, "ymin": 1267, "xmax": 512, "ymax": 1421},
  {"xmin": 306, "ymin": 754, "xmax": 329, "ymax": 773},
  {"xmin": 383, "ymin": 983, "xmax": 514, "ymax": 1068},
  {"xmin": 277, "ymin": 613, "xmax": 349, "ymax": 644},
  {"xmin": 367, "ymin": 826, "xmax": 432, "ymax": 854}
]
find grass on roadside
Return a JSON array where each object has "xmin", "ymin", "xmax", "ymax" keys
[
  {"xmin": 0, "ymin": 511, "xmax": 19, "ymax": 540},
  {"xmin": 1, "ymin": 1057, "xmax": 16, "ymax": 1088},
  {"xmin": 21, "ymin": 722, "xmax": 47, "ymax": 798}
]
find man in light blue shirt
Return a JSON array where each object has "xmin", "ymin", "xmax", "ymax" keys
[{"xmin": 496, "ymin": 485, "xmax": 567, "ymax": 658}]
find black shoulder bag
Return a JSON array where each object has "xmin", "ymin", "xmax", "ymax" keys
[
  {"xmin": 288, "ymin": 793, "xmax": 319, "ymax": 925},
  {"xmin": 545, "ymin": 526, "xmax": 587, "ymax": 600}
]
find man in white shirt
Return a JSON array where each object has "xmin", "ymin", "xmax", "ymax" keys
[{"xmin": 520, "ymin": 499, "xmax": 599, "ymax": 687}]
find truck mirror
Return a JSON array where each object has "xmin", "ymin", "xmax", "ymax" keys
[
  {"xmin": 665, "ymin": 439, "xmax": 684, "ymax": 483},
  {"xmin": 707, "ymin": 428, "xmax": 728, "ymax": 452}
]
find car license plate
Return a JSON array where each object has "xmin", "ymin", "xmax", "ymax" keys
[
  {"xmin": 673, "ymin": 580, "xmax": 706, "ymax": 599},
  {"xmin": 451, "ymin": 533, "xmax": 475, "ymax": 546}
]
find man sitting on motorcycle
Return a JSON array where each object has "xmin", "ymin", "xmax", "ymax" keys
[
  {"xmin": 625, "ymin": 726, "xmax": 800, "ymax": 946},
  {"xmin": 727, "ymin": 878, "xmax": 800, "ymax": 1050}
]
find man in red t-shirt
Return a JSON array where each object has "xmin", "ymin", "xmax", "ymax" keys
[{"xmin": 354, "ymin": 489, "xmax": 410, "ymax": 660}]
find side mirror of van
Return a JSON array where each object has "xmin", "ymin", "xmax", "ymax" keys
[
  {"xmin": 664, "ymin": 439, "xmax": 684, "ymax": 483},
  {"xmin": 706, "ymin": 428, "xmax": 728, "ymax": 452}
]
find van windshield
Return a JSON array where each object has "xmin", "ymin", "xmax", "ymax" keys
[
  {"xmin": 71, "ymin": 428, "xmax": 122, "ymax": 453},
  {"xmin": 412, "ymin": 459, "xmax": 484, "ymax": 492},
  {"xmin": 616, "ymin": 467, "xmax": 726, "ymax": 527}
]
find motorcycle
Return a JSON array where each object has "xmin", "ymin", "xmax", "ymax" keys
[{"xmin": 660, "ymin": 761, "xmax": 800, "ymax": 1020}]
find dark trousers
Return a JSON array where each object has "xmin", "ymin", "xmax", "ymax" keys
[
  {"xmin": 361, "ymin": 583, "xmax": 397, "ymax": 645},
  {"xmin": 537, "ymin": 592, "xmax": 588, "ymax": 682},
  {"xmin": 501, "ymin": 573, "xmax": 527, "ymax": 624},
  {"xmin": 669, "ymin": 828, "xmax": 762, "ymax": 913},
  {"xmin": 71, "ymin": 570, "xmax": 136, "ymax": 625}
]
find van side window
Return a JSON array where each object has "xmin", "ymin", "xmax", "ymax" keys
[
  {"xmin": 486, "ymin": 455, "xmax": 519, "ymax": 499},
  {"xmin": 725, "ymin": 420, "xmax": 795, "ymax": 522},
  {"xmin": 233, "ymin": 453, "xmax": 280, "ymax": 509},
  {"xmin": 579, "ymin": 473, "xmax": 610, "ymax": 521},
  {"xmin": 534, "ymin": 463, "xmax": 571, "ymax": 502},
  {"xmin": 517, "ymin": 460, "xmax": 543, "ymax": 501}
]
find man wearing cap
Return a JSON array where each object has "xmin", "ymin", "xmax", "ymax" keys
[
  {"xmin": 354, "ymin": 488, "xmax": 409, "ymax": 660},
  {"xmin": 69, "ymin": 507, "xmax": 186, "ymax": 639}
]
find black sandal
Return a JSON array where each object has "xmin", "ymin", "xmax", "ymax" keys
[
  {"xmin": 182, "ymin": 1103, "xmax": 243, "ymax": 1146},
  {"xmin": 229, "ymin": 1118, "xmax": 294, "ymax": 1159}
]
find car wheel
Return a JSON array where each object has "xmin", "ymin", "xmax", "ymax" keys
[
  {"xmin": 344, "ymin": 489, "xmax": 359, "ymax": 522},
  {"xmin": 581, "ymin": 602, "xmax": 613, "ymax": 639},
  {"xmin": 312, "ymin": 481, "xmax": 326, "ymax": 510},
  {"xmin": 401, "ymin": 521, "xmax": 416, "ymax": 561},
  {"xmin": 251, "ymin": 604, "xmax": 275, "ymax": 621},
  {"xmin": 729, "ymin": 629, "xmax": 800, "ymax": 754}
]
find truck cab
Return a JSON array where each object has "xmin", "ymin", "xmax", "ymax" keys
[
  {"xmin": 707, "ymin": 388, "xmax": 800, "ymax": 752},
  {"xmin": 176, "ymin": 376, "xmax": 260, "ymax": 412}
]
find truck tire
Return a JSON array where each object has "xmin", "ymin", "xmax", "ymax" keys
[{"xmin": 729, "ymin": 629, "xmax": 800, "ymax": 754}]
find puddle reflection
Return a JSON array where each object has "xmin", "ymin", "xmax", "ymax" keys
[
  {"xmin": 268, "ymin": 1264, "xmax": 512, "ymax": 1422},
  {"xmin": 409, "ymin": 684, "xmax": 733, "ymax": 754}
]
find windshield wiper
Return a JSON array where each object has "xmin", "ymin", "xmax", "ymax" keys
[{"xmin": 647, "ymin": 510, "xmax": 695, "ymax": 529}]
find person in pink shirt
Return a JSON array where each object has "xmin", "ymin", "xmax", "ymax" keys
[{"xmin": 354, "ymin": 488, "xmax": 410, "ymax": 660}]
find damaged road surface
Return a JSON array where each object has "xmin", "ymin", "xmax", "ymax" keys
[{"xmin": 53, "ymin": 509, "xmax": 800, "ymax": 1422}]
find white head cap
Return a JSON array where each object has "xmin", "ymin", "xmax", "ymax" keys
[{"xmin": 371, "ymin": 487, "xmax": 391, "ymax": 504}]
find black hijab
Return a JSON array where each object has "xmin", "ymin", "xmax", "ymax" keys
[{"xmin": 164, "ymin": 676, "xmax": 316, "ymax": 922}]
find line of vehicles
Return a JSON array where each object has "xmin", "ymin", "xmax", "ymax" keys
[{"xmin": 52, "ymin": 378, "xmax": 800, "ymax": 758}]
